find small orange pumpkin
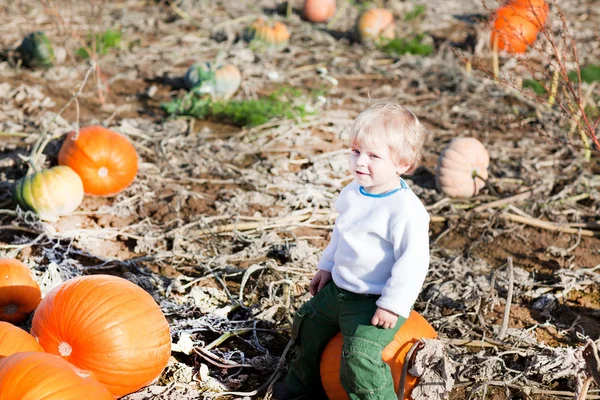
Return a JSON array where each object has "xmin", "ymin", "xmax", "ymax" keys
[
  {"xmin": 490, "ymin": 6, "xmax": 539, "ymax": 53},
  {"xmin": 58, "ymin": 126, "xmax": 138, "ymax": 196},
  {"xmin": 31, "ymin": 274, "xmax": 172, "ymax": 397},
  {"xmin": 510, "ymin": 0, "xmax": 548, "ymax": 28},
  {"xmin": 320, "ymin": 311, "xmax": 437, "ymax": 400},
  {"xmin": 0, "ymin": 321, "xmax": 44, "ymax": 358},
  {"xmin": 435, "ymin": 137, "xmax": 490, "ymax": 198},
  {"xmin": 0, "ymin": 258, "xmax": 42, "ymax": 324},
  {"xmin": 0, "ymin": 352, "xmax": 113, "ymax": 399},
  {"xmin": 303, "ymin": 0, "xmax": 336, "ymax": 23},
  {"xmin": 355, "ymin": 8, "xmax": 395, "ymax": 43},
  {"xmin": 244, "ymin": 18, "xmax": 290, "ymax": 51}
]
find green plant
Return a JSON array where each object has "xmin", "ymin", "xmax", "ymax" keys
[
  {"xmin": 523, "ymin": 78, "xmax": 547, "ymax": 94},
  {"xmin": 75, "ymin": 29, "xmax": 121, "ymax": 59},
  {"xmin": 378, "ymin": 34, "xmax": 433, "ymax": 56},
  {"xmin": 162, "ymin": 87, "xmax": 316, "ymax": 127},
  {"xmin": 567, "ymin": 64, "xmax": 600, "ymax": 84},
  {"xmin": 404, "ymin": 4, "xmax": 426, "ymax": 21}
]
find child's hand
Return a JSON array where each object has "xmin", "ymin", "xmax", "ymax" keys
[
  {"xmin": 309, "ymin": 270, "xmax": 332, "ymax": 296},
  {"xmin": 371, "ymin": 307, "xmax": 398, "ymax": 329}
]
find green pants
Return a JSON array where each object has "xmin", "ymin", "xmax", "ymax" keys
[{"xmin": 285, "ymin": 281, "xmax": 406, "ymax": 400}]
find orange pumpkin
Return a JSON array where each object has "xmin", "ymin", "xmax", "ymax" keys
[
  {"xmin": 30, "ymin": 274, "xmax": 172, "ymax": 397},
  {"xmin": 244, "ymin": 18, "xmax": 290, "ymax": 51},
  {"xmin": 355, "ymin": 8, "xmax": 395, "ymax": 43},
  {"xmin": 491, "ymin": 6, "xmax": 539, "ymax": 53},
  {"xmin": 0, "ymin": 352, "xmax": 113, "ymax": 399},
  {"xmin": 435, "ymin": 137, "xmax": 490, "ymax": 198},
  {"xmin": 320, "ymin": 311, "xmax": 437, "ymax": 400},
  {"xmin": 0, "ymin": 258, "xmax": 41, "ymax": 324},
  {"xmin": 303, "ymin": 0, "xmax": 336, "ymax": 23},
  {"xmin": 58, "ymin": 126, "xmax": 138, "ymax": 196},
  {"xmin": 0, "ymin": 321, "xmax": 44, "ymax": 358},
  {"xmin": 510, "ymin": 0, "xmax": 548, "ymax": 28}
]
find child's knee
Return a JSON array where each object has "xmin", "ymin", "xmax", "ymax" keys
[
  {"xmin": 340, "ymin": 336, "xmax": 392, "ymax": 396},
  {"xmin": 291, "ymin": 302, "xmax": 316, "ymax": 340}
]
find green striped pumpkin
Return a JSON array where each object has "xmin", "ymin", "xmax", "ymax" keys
[
  {"xmin": 12, "ymin": 166, "xmax": 84, "ymax": 221},
  {"xmin": 17, "ymin": 32, "xmax": 55, "ymax": 69}
]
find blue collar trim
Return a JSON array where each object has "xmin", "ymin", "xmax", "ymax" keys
[{"xmin": 359, "ymin": 179, "xmax": 408, "ymax": 198}]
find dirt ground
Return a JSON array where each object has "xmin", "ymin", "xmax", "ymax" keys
[{"xmin": 1, "ymin": 0, "xmax": 599, "ymax": 399}]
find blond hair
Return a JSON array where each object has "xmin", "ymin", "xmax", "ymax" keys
[{"xmin": 349, "ymin": 103, "xmax": 425, "ymax": 174}]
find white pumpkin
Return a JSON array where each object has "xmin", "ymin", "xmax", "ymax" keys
[{"xmin": 435, "ymin": 137, "xmax": 490, "ymax": 198}]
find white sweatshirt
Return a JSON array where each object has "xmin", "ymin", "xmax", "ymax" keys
[{"xmin": 316, "ymin": 179, "xmax": 430, "ymax": 318}]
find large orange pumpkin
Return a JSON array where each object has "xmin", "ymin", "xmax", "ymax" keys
[
  {"xmin": 58, "ymin": 126, "xmax": 138, "ymax": 196},
  {"xmin": 0, "ymin": 258, "xmax": 42, "ymax": 324},
  {"xmin": 303, "ymin": 0, "xmax": 336, "ymax": 23},
  {"xmin": 0, "ymin": 352, "xmax": 113, "ymax": 399},
  {"xmin": 320, "ymin": 311, "xmax": 437, "ymax": 400},
  {"xmin": 510, "ymin": 0, "xmax": 548, "ymax": 28},
  {"xmin": 0, "ymin": 321, "xmax": 44, "ymax": 358},
  {"xmin": 30, "ymin": 274, "xmax": 172, "ymax": 397},
  {"xmin": 490, "ymin": 6, "xmax": 539, "ymax": 53}
]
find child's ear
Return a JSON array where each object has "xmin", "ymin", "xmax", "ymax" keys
[{"xmin": 396, "ymin": 163, "xmax": 411, "ymax": 176}]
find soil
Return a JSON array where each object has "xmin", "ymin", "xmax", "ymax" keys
[{"xmin": 0, "ymin": 0, "xmax": 599, "ymax": 399}]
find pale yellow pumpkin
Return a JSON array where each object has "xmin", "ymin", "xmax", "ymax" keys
[
  {"xmin": 12, "ymin": 166, "xmax": 84, "ymax": 221},
  {"xmin": 435, "ymin": 137, "xmax": 490, "ymax": 198}
]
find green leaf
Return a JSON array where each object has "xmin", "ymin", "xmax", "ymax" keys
[
  {"xmin": 378, "ymin": 35, "xmax": 433, "ymax": 56},
  {"xmin": 567, "ymin": 65, "xmax": 600, "ymax": 84},
  {"xmin": 76, "ymin": 28, "xmax": 122, "ymax": 59},
  {"xmin": 161, "ymin": 87, "xmax": 316, "ymax": 127},
  {"xmin": 405, "ymin": 5, "xmax": 426, "ymax": 21},
  {"xmin": 523, "ymin": 79, "xmax": 547, "ymax": 95}
]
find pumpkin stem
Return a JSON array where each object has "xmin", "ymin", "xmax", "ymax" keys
[
  {"xmin": 58, "ymin": 341, "xmax": 73, "ymax": 357},
  {"xmin": 3, "ymin": 304, "xmax": 18, "ymax": 315},
  {"xmin": 98, "ymin": 167, "xmax": 109, "ymax": 178},
  {"xmin": 26, "ymin": 63, "xmax": 96, "ymax": 175},
  {"xmin": 473, "ymin": 171, "xmax": 501, "ymax": 198}
]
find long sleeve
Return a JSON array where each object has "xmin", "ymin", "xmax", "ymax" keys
[
  {"xmin": 316, "ymin": 224, "xmax": 340, "ymax": 272},
  {"xmin": 376, "ymin": 210, "xmax": 430, "ymax": 318}
]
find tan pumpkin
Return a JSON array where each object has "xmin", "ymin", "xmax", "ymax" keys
[
  {"xmin": 0, "ymin": 321, "xmax": 44, "ymax": 358},
  {"xmin": 184, "ymin": 62, "xmax": 242, "ymax": 100},
  {"xmin": 435, "ymin": 137, "xmax": 490, "ymax": 198},
  {"xmin": 303, "ymin": 0, "xmax": 336, "ymax": 23},
  {"xmin": 31, "ymin": 274, "xmax": 172, "ymax": 397},
  {"xmin": 355, "ymin": 8, "xmax": 395, "ymax": 43},
  {"xmin": 320, "ymin": 311, "xmax": 437, "ymax": 399},
  {"xmin": 0, "ymin": 258, "xmax": 42, "ymax": 324},
  {"xmin": 0, "ymin": 352, "xmax": 113, "ymax": 399},
  {"xmin": 244, "ymin": 18, "xmax": 290, "ymax": 51}
]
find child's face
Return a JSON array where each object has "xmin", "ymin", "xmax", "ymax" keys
[{"xmin": 349, "ymin": 138, "xmax": 409, "ymax": 194}]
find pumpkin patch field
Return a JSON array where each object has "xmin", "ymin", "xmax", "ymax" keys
[{"xmin": 1, "ymin": 0, "xmax": 600, "ymax": 399}]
